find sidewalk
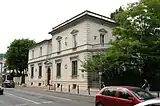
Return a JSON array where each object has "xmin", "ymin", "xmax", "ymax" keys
[
  {"xmin": 17, "ymin": 85, "xmax": 160, "ymax": 97},
  {"xmin": 16, "ymin": 85, "xmax": 160, "ymax": 98},
  {"xmin": 48, "ymin": 87, "xmax": 99, "ymax": 97},
  {"xmin": 17, "ymin": 86, "xmax": 99, "ymax": 97}
]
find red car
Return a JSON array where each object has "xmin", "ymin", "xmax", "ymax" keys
[{"xmin": 95, "ymin": 86, "xmax": 155, "ymax": 106}]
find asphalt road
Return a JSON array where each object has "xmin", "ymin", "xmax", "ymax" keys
[{"xmin": 1, "ymin": 88, "xmax": 95, "ymax": 106}]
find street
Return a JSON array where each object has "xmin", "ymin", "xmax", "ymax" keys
[{"xmin": 1, "ymin": 88, "xmax": 95, "ymax": 106}]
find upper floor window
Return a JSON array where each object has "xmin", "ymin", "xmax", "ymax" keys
[
  {"xmin": 73, "ymin": 35, "xmax": 77, "ymax": 48},
  {"xmin": 71, "ymin": 29, "xmax": 79, "ymax": 49},
  {"xmin": 65, "ymin": 37, "xmax": 68, "ymax": 46},
  {"xmin": 100, "ymin": 33, "xmax": 105, "ymax": 45},
  {"xmin": 99, "ymin": 28, "xmax": 107, "ymax": 45},
  {"xmin": 32, "ymin": 50, "xmax": 34, "ymax": 58},
  {"xmin": 40, "ymin": 47, "xmax": 42, "ymax": 56},
  {"xmin": 58, "ymin": 40, "xmax": 61, "ymax": 51},
  {"xmin": 48, "ymin": 42, "xmax": 52, "ymax": 54},
  {"xmin": 56, "ymin": 36, "xmax": 62, "ymax": 53}
]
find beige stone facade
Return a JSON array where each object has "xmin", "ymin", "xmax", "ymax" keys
[{"xmin": 27, "ymin": 10, "xmax": 116, "ymax": 90}]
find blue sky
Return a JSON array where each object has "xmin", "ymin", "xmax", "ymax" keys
[{"xmin": 0, "ymin": 0, "xmax": 138, "ymax": 53}]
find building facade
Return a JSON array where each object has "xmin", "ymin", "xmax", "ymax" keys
[{"xmin": 27, "ymin": 10, "xmax": 116, "ymax": 89}]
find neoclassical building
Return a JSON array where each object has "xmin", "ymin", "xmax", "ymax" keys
[{"xmin": 27, "ymin": 10, "xmax": 116, "ymax": 89}]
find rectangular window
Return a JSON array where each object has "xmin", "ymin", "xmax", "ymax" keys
[
  {"xmin": 72, "ymin": 61, "xmax": 78, "ymax": 76},
  {"xmin": 56, "ymin": 63, "xmax": 61, "ymax": 77},
  {"xmin": 40, "ymin": 47, "xmax": 42, "ymax": 56},
  {"xmin": 31, "ymin": 67, "xmax": 34, "ymax": 78},
  {"xmin": 32, "ymin": 50, "xmax": 34, "ymax": 58},
  {"xmin": 73, "ymin": 35, "xmax": 77, "ymax": 48},
  {"xmin": 58, "ymin": 40, "xmax": 61, "ymax": 52},
  {"xmin": 38, "ymin": 66, "xmax": 42, "ymax": 78},
  {"xmin": 100, "ymin": 34, "xmax": 105, "ymax": 45}
]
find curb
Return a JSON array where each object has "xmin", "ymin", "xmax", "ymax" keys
[
  {"xmin": 45, "ymin": 89, "xmax": 96, "ymax": 98},
  {"xmin": 16, "ymin": 86, "xmax": 96, "ymax": 98}
]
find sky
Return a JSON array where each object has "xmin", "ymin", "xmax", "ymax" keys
[{"xmin": 0, "ymin": 0, "xmax": 138, "ymax": 53}]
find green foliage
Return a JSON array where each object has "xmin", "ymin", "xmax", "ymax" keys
[
  {"xmin": 82, "ymin": 53, "xmax": 106, "ymax": 72},
  {"xmin": 5, "ymin": 39, "xmax": 36, "ymax": 75},
  {"xmin": 113, "ymin": 0, "xmax": 160, "ymax": 75},
  {"xmin": 82, "ymin": 0, "xmax": 160, "ymax": 87},
  {"xmin": 0, "ymin": 54, "xmax": 5, "ymax": 59},
  {"xmin": 110, "ymin": 6, "xmax": 124, "ymax": 20}
]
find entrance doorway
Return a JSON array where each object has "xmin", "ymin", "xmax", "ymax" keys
[{"xmin": 47, "ymin": 68, "xmax": 51, "ymax": 85}]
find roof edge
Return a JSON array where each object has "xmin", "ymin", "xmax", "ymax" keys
[
  {"xmin": 48, "ymin": 10, "xmax": 115, "ymax": 34},
  {"xmin": 29, "ymin": 38, "xmax": 52, "ymax": 49}
]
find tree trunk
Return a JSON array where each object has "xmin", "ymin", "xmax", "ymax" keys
[
  {"xmin": 21, "ymin": 71, "xmax": 25, "ymax": 84},
  {"xmin": 21, "ymin": 74, "xmax": 25, "ymax": 84}
]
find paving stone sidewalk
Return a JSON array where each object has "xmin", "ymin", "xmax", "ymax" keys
[
  {"xmin": 48, "ymin": 87, "xmax": 99, "ymax": 96},
  {"xmin": 16, "ymin": 85, "xmax": 160, "ymax": 97},
  {"xmin": 16, "ymin": 85, "xmax": 99, "ymax": 97}
]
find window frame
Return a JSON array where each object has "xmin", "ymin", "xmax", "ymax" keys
[
  {"xmin": 40, "ymin": 47, "xmax": 42, "ymax": 56},
  {"xmin": 73, "ymin": 34, "xmax": 77, "ymax": 48},
  {"xmin": 65, "ymin": 37, "xmax": 68, "ymax": 46},
  {"xmin": 38, "ymin": 65, "xmax": 42, "ymax": 78},
  {"xmin": 117, "ymin": 88, "xmax": 133, "ymax": 100},
  {"xmin": 72, "ymin": 60, "xmax": 78, "ymax": 76},
  {"xmin": 31, "ymin": 66, "xmax": 34, "ymax": 78},
  {"xmin": 58, "ymin": 40, "xmax": 61, "ymax": 52},
  {"xmin": 100, "ymin": 33, "xmax": 105, "ymax": 45},
  {"xmin": 102, "ymin": 88, "xmax": 117, "ymax": 97},
  {"xmin": 32, "ymin": 50, "xmax": 34, "ymax": 58},
  {"xmin": 56, "ymin": 36, "xmax": 62, "ymax": 53},
  {"xmin": 56, "ymin": 63, "xmax": 61, "ymax": 77}
]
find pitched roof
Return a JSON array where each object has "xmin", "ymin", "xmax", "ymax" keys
[{"xmin": 49, "ymin": 10, "xmax": 115, "ymax": 35}]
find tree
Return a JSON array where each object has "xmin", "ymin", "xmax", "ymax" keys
[
  {"xmin": 5, "ymin": 39, "xmax": 36, "ymax": 84},
  {"xmin": 113, "ymin": 0, "xmax": 160, "ymax": 82},
  {"xmin": 82, "ymin": 0, "xmax": 160, "ymax": 88},
  {"xmin": 110, "ymin": 6, "xmax": 124, "ymax": 20}
]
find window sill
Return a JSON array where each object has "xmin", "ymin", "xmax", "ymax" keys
[
  {"xmin": 56, "ymin": 76, "xmax": 61, "ymax": 79},
  {"xmin": 72, "ymin": 47, "xmax": 77, "ymax": 51},
  {"xmin": 71, "ymin": 75, "xmax": 79, "ymax": 79},
  {"xmin": 38, "ymin": 76, "xmax": 42, "ymax": 79},
  {"xmin": 57, "ymin": 51, "xmax": 61, "ymax": 54}
]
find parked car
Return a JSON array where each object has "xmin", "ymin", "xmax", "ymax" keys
[
  {"xmin": 0, "ymin": 86, "xmax": 4, "ymax": 95},
  {"xmin": 95, "ymin": 86, "xmax": 155, "ymax": 106},
  {"xmin": 2, "ymin": 80, "xmax": 15, "ymax": 88},
  {"xmin": 134, "ymin": 98, "xmax": 160, "ymax": 106}
]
